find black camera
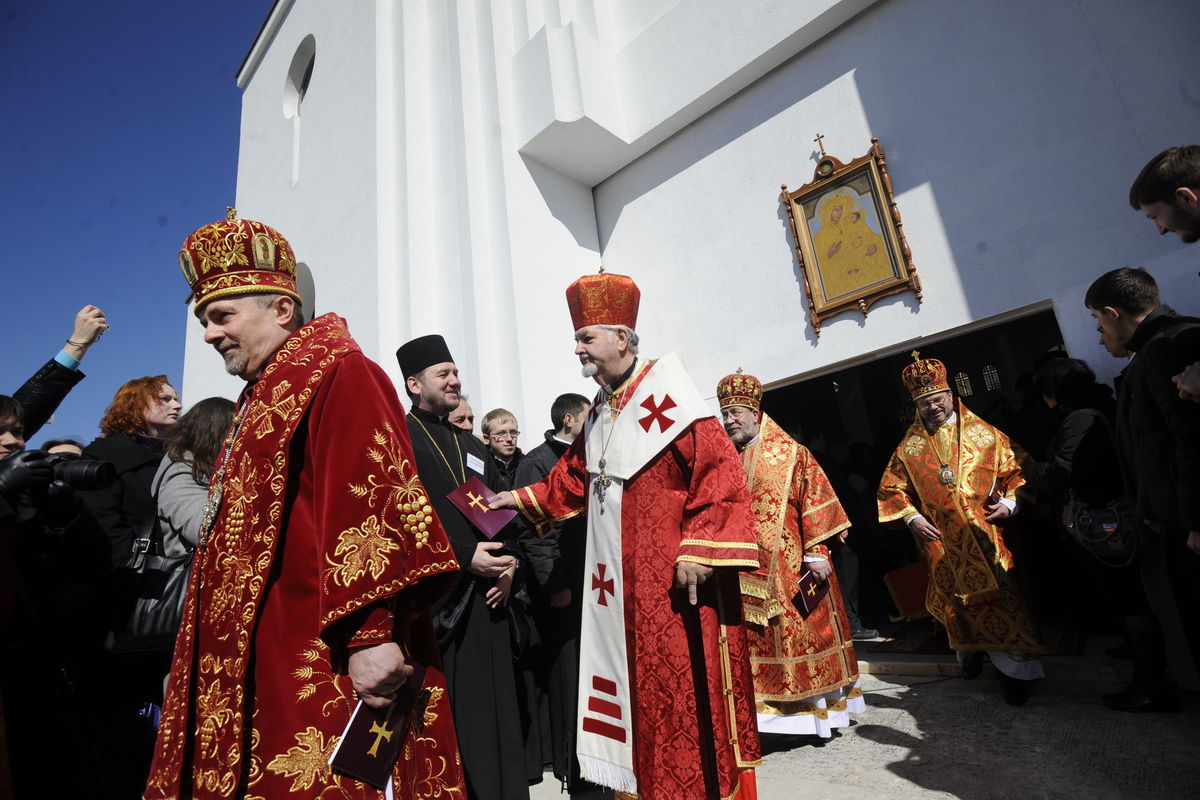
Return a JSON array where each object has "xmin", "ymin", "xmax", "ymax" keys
[{"xmin": 42, "ymin": 452, "xmax": 115, "ymax": 490}]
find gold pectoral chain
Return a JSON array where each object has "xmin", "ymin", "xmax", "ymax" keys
[
  {"xmin": 925, "ymin": 418, "xmax": 962, "ymax": 487},
  {"xmin": 199, "ymin": 412, "xmax": 247, "ymax": 548},
  {"xmin": 413, "ymin": 415, "xmax": 467, "ymax": 485}
]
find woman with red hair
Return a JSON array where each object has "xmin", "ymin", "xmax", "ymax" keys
[
  {"xmin": 79, "ymin": 375, "xmax": 182, "ymax": 798},
  {"xmin": 82, "ymin": 375, "xmax": 182, "ymax": 568}
]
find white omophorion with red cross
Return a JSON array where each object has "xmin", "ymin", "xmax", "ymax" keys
[{"xmin": 574, "ymin": 352, "xmax": 715, "ymax": 794}]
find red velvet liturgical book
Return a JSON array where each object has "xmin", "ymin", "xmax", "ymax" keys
[
  {"xmin": 329, "ymin": 662, "xmax": 427, "ymax": 789},
  {"xmin": 791, "ymin": 569, "xmax": 830, "ymax": 618},
  {"xmin": 447, "ymin": 475, "xmax": 515, "ymax": 539}
]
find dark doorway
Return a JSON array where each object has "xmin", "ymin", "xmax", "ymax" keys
[{"xmin": 760, "ymin": 306, "xmax": 1068, "ymax": 630}]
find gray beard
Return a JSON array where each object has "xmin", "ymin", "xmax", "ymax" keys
[
  {"xmin": 221, "ymin": 349, "xmax": 247, "ymax": 377},
  {"xmin": 580, "ymin": 362, "xmax": 598, "ymax": 379}
]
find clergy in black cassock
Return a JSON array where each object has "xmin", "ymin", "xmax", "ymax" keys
[{"xmin": 397, "ymin": 335, "xmax": 539, "ymax": 800}]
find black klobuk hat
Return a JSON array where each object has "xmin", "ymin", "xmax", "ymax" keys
[{"xmin": 396, "ymin": 334, "xmax": 455, "ymax": 378}]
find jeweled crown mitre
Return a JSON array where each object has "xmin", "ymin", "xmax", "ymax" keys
[
  {"xmin": 716, "ymin": 369, "xmax": 763, "ymax": 411},
  {"xmin": 901, "ymin": 350, "xmax": 950, "ymax": 400},
  {"xmin": 179, "ymin": 206, "xmax": 301, "ymax": 309}
]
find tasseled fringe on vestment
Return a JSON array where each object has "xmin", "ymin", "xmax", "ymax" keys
[{"xmin": 579, "ymin": 755, "xmax": 638, "ymax": 794}]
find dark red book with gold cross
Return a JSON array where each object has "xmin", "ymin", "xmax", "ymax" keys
[
  {"xmin": 791, "ymin": 569, "xmax": 830, "ymax": 618},
  {"xmin": 447, "ymin": 475, "xmax": 516, "ymax": 539},
  {"xmin": 328, "ymin": 663, "xmax": 427, "ymax": 789}
]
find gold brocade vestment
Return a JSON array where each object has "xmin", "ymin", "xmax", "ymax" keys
[
  {"xmin": 877, "ymin": 400, "xmax": 1043, "ymax": 653},
  {"xmin": 144, "ymin": 314, "xmax": 465, "ymax": 800},
  {"xmin": 739, "ymin": 415, "xmax": 860, "ymax": 715}
]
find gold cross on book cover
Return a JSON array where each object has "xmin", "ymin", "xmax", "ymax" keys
[
  {"xmin": 791, "ymin": 569, "xmax": 830, "ymax": 618},
  {"xmin": 328, "ymin": 662, "xmax": 427, "ymax": 789},
  {"xmin": 448, "ymin": 475, "xmax": 516, "ymax": 538}
]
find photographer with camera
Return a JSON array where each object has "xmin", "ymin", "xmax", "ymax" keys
[{"xmin": 0, "ymin": 395, "xmax": 113, "ymax": 799}]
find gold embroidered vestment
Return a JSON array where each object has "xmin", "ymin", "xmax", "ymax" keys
[
  {"xmin": 739, "ymin": 414, "xmax": 860, "ymax": 711},
  {"xmin": 877, "ymin": 400, "xmax": 1042, "ymax": 653},
  {"xmin": 145, "ymin": 314, "xmax": 464, "ymax": 800}
]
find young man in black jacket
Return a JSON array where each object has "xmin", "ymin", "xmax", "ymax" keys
[
  {"xmin": 481, "ymin": 407, "xmax": 525, "ymax": 490},
  {"xmin": 1128, "ymin": 145, "xmax": 1200, "ymax": 402},
  {"xmin": 513, "ymin": 392, "xmax": 594, "ymax": 796},
  {"xmin": 1086, "ymin": 266, "xmax": 1200, "ymax": 709}
]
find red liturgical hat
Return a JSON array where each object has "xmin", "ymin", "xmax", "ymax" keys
[
  {"xmin": 565, "ymin": 268, "xmax": 640, "ymax": 332},
  {"xmin": 179, "ymin": 207, "xmax": 301, "ymax": 310}
]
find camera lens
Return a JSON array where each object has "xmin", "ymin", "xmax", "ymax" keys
[{"xmin": 46, "ymin": 453, "xmax": 116, "ymax": 490}]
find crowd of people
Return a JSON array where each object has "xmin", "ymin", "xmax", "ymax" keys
[{"xmin": 1, "ymin": 146, "xmax": 1198, "ymax": 800}]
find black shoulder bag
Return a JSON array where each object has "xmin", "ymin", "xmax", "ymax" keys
[
  {"xmin": 1060, "ymin": 410, "xmax": 1136, "ymax": 567},
  {"xmin": 105, "ymin": 514, "xmax": 192, "ymax": 654}
]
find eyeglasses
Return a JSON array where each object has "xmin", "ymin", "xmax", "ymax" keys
[{"xmin": 488, "ymin": 431, "xmax": 520, "ymax": 440}]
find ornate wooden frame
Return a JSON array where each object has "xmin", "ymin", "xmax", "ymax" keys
[{"xmin": 781, "ymin": 137, "xmax": 921, "ymax": 335}]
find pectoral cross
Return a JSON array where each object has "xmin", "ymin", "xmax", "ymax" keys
[
  {"xmin": 594, "ymin": 458, "xmax": 612, "ymax": 514},
  {"xmin": 467, "ymin": 491, "xmax": 488, "ymax": 512},
  {"xmin": 367, "ymin": 710, "xmax": 395, "ymax": 757},
  {"xmin": 198, "ymin": 482, "xmax": 224, "ymax": 548}
]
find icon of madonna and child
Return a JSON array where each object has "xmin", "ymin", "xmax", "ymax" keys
[{"xmin": 803, "ymin": 175, "xmax": 899, "ymax": 302}]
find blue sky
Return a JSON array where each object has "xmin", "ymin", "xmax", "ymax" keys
[{"xmin": 0, "ymin": 0, "xmax": 274, "ymax": 445}]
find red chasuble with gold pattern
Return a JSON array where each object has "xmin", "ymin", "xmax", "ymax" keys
[
  {"xmin": 877, "ymin": 399, "xmax": 1043, "ymax": 654},
  {"xmin": 513, "ymin": 359, "xmax": 760, "ymax": 800},
  {"xmin": 738, "ymin": 415, "xmax": 860, "ymax": 713},
  {"xmin": 145, "ymin": 314, "xmax": 465, "ymax": 800}
]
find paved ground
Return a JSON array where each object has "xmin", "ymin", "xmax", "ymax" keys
[{"xmin": 529, "ymin": 670, "xmax": 1200, "ymax": 800}]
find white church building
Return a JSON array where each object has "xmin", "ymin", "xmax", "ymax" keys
[{"xmin": 183, "ymin": 0, "xmax": 1200, "ymax": 449}]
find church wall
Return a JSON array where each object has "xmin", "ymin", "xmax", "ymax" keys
[
  {"xmin": 188, "ymin": 0, "xmax": 1200, "ymax": 434},
  {"xmin": 591, "ymin": 0, "xmax": 1200, "ymax": 396},
  {"xmin": 379, "ymin": 0, "xmax": 603, "ymax": 428},
  {"xmin": 182, "ymin": 0, "xmax": 381, "ymax": 400}
]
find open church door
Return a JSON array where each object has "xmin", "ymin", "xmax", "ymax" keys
[{"xmin": 758, "ymin": 303, "xmax": 1068, "ymax": 629}]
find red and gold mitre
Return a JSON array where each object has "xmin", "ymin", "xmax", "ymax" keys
[
  {"xmin": 565, "ymin": 268, "xmax": 640, "ymax": 332},
  {"xmin": 901, "ymin": 350, "xmax": 950, "ymax": 400},
  {"xmin": 178, "ymin": 207, "xmax": 301, "ymax": 309},
  {"xmin": 717, "ymin": 368, "xmax": 762, "ymax": 411}
]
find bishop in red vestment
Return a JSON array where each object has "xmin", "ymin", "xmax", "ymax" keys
[
  {"xmin": 494, "ymin": 271, "xmax": 760, "ymax": 800},
  {"xmin": 145, "ymin": 210, "xmax": 466, "ymax": 799},
  {"xmin": 717, "ymin": 370, "xmax": 865, "ymax": 738}
]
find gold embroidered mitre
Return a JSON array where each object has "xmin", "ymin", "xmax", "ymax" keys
[
  {"xmin": 716, "ymin": 368, "xmax": 763, "ymax": 411},
  {"xmin": 179, "ymin": 206, "xmax": 301, "ymax": 309}
]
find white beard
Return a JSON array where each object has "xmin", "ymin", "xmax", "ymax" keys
[{"xmin": 580, "ymin": 362, "xmax": 598, "ymax": 379}]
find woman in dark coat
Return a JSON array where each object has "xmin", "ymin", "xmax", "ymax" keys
[
  {"xmin": 82, "ymin": 375, "xmax": 181, "ymax": 569},
  {"xmin": 1031, "ymin": 359, "xmax": 1123, "ymax": 510},
  {"xmin": 79, "ymin": 374, "xmax": 182, "ymax": 798}
]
